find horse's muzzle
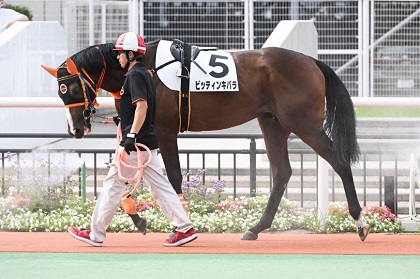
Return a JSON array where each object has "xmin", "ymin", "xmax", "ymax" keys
[
  {"xmin": 69, "ymin": 126, "xmax": 90, "ymax": 139},
  {"xmin": 68, "ymin": 119, "xmax": 91, "ymax": 138}
]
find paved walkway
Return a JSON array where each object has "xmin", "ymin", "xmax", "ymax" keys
[{"xmin": 1, "ymin": 231, "xmax": 420, "ymax": 254}]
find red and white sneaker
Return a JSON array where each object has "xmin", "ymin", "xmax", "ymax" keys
[
  {"xmin": 67, "ymin": 227, "xmax": 102, "ymax": 247},
  {"xmin": 163, "ymin": 228, "xmax": 197, "ymax": 247}
]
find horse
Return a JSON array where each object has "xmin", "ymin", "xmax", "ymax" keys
[{"xmin": 41, "ymin": 40, "xmax": 370, "ymax": 241}]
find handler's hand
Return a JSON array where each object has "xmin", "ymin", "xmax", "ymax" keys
[
  {"xmin": 112, "ymin": 115, "xmax": 121, "ymax": 126},
  {"xmin": 124, "ymin": 133, "xmax": 136, "ymax": 154}
]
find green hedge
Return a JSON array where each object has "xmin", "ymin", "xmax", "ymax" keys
[{"xmin": 4, "ymin": 4, "xmax": 33, "ymax": 21}]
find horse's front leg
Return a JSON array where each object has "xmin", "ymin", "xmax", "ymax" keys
[{"xmin": 242, "ymin": 116, "xmax": 292, "ymax": 240}]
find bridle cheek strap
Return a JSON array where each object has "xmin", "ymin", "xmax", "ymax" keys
[{"xmin": 60, "ymin": 47, "xmax": 106, "ymax": 111}]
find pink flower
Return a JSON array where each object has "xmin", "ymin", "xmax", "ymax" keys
[
  {"xmin": 137, "ymin": 200, "xmax": 155, "ymax": 212},
  {"xmin": 14, "ymin": 194, "xmax": 30, "ymax": 208},
  {"xmin": 215, "ymin": 200, "xmax": 244, "ymax": 212}
]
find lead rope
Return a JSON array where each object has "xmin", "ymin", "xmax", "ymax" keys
[
  {"xmin": 109, "ymin": 124, "xmax": 152, "ymax": 235},
  {"xmin": 110, "ymin": 123, "xmax": 152, "ymax": 196}
]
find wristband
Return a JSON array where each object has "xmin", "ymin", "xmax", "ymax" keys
[{"xmin": 127, "ymin": 133, "xmax": 136, "ymax": 138}]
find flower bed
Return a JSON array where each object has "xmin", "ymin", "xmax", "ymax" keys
[{"xmin": 0, "ymin": 194, "xmax": 403, "ymax": 234}]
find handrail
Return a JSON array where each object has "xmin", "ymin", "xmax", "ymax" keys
[
  {"xmin": 4, "ymin": 96, "xmax": 420, "ymax": 108},
  {"xmin": 0, "ymin": 132, "xmax": 420, "ymax": 140},
  {"xmin": 1, "ymin": 133, "xmax": 420, "ymax": 140},
  {"xmin": 0, "ymin": 133, "xmax": 264, "ymax": 139}
]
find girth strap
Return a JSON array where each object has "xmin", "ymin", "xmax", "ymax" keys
[{"xmin": 179, "ymin": 43, "xmax": 191, "ymax": 133}]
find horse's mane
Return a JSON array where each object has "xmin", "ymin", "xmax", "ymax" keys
[
  {"xmin": 146, "ymin": 39, "xmax": 160, "ymax": 47},
  {"xmin": 69, "ymin": 43, "xmax": 119, "ymax": 74},
  {"xmin": 67, "ymin": 40, "xmax": 161, "ymax": 73}
]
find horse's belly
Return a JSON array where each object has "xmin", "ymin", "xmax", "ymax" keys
[{"xmin": 188, "ymin": 113, "xmax": 257, "ymax": 132}]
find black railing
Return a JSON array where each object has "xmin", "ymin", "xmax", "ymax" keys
[{"xmin": 0, "ymin": 133, "xmax": 417, "ymax": 215}]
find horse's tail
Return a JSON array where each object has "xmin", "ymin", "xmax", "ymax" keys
[{"xmin": 315, "ymin": 59, "xmax": 360, "ymax": 165}]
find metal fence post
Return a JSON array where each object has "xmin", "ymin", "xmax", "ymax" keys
[
  {"xmin": 250, "ymin": 137, "xmax": 256, "ymax": 197},
  {"xmin": 81, "ymin": 161, "xmax": 86, "ymax": 203},
  {"xmin": 1, "ymin": 153, "xmax": 4, "ymax": 196},
  {"xmin": 384, "ymin": 176, "xmax": 396, "ymax": 214},
  {"xmin": 88, "ymin": 0, "xmax": 94, "ymax": 46},
  {"xmin": 317, "ymin": 156, "xmax": 329, "ymax": 231}
]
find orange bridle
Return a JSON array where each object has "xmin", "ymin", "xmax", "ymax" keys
[{"xmin": 57, "ymin": 47, "xmax": 107, "ymax": 114}]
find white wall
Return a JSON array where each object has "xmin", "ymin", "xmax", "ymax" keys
[
  {"xmin": 0, "ymin": 21, "xmax": 67, "ymax": 97},
  {"xmin": 0, "ymin": 21, "xmax": 68, "ymax": 133},
  {"xmin": 262, "ymin": 20, "xmax": 318, "ymax": 59}
]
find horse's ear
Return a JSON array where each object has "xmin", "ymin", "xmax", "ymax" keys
[
  {"xmin": 66, "ymin": 58, "xmax": 79, "ymax": 75},
  {"xmin": 40, "ymin": 64, "xmax": 58, "ymax": 78}
]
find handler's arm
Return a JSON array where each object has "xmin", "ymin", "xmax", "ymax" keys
[
  {"xmin": 114, "ymin": 98, "xmax": 121, "ymax": 115},
  {"xmin": 130, "ymin": 99, "xmax": 147, "ymax": 134}
]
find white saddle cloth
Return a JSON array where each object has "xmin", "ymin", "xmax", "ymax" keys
[{"xmin": 155, "ymin": 40, "xmax": 239, "ymax": 92}]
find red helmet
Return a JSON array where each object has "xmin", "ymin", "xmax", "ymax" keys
[{"xmin": 114, "ymin": 32, "xmax": 146, "ymax": 55}]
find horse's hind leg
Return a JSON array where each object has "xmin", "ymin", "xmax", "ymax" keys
[
  {"xmin": 242, "ymin": 115, "xmax": 292, "ymax": 240},
  {"xmin": 298, "ymin": 131, "xmax": 370, "ymax": 241},
  {"xmin": 156, "ymin": 130, "xmax": 184, "ymax": 195}
]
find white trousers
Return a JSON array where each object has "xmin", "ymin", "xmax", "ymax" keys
[{"xmin": 89, "ymin": 149, "xmax": 193, "ymax": 243}]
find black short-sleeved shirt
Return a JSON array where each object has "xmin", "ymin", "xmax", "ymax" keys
[{"xmin": 119, "ymin": 62, "xmax": 159, "ymax": 150}]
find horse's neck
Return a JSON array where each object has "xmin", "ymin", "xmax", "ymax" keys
[
  {"xmin": 102, "ymin": 67, "xmax": 126, "ymax": 93},
  {"xmin": 143, "ymin": 41, "xmax": 158, "ymax": 70},
  {"xmin": 97, "ymin": 42, "xmax": 155, "ymax": 92},
  {"xmin": 94, "ymin": 45, "xmax": 124, "ymax": 92}
]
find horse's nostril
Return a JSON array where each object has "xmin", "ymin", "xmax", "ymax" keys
[{"xmin": 74, "ymin": 129, "xmax": 84, "ymax": 139}]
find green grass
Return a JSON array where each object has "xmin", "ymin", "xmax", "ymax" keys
[
  {"xmin": 355, "ymin": 108, "xmax": 420, "ymax": 118},
  {"xmin": 1, "ymin": 253, "xmax": 420, "ymax": 279}
]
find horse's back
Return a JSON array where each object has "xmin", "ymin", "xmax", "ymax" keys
[
  {"xmin": 232, "ymin": 47, "xmax": 324, "ymax": 98},
  {"xmin": 232, "ymin": 47, "xmax": 322, "ymax": 91},
  {"xmin": 233, "ymin": 47, "xmax": 316, "ymax": 69},
  {"xmin": 231, "ymin": 47, "xmax": 326, "ymax": 133}
]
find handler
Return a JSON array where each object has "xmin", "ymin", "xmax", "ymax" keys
[
  {"xmin": 0, "ymin": 0, "xmax": 29, "ymax": 32},
  {"xmin": 68, "ymin": 32, "xmax": 197, "ymax": 247}
]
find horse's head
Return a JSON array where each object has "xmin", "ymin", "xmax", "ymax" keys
[
  {"xmin": 41, "ymin": 58, "xmax": 101, "ymax": 138},
  {"xmin": 41, "ymin": 42, "xmax": 157, "ymax": 138}
]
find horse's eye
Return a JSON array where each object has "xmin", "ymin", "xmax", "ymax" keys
[
  {"xmin": 59, "ymin": 84, "xmax": 68, "ymax": 94},
  {"xmin": 69, "ymin": 83, "xmax": 83, "ymax": 97}
]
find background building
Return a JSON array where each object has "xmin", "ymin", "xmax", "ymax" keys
[{"xmin": 5, "ymin": 0, "xmax": 420, "ymax": 98}]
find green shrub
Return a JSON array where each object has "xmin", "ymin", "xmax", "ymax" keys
[{"xmin": 4, "ymin": 4, "xmax": 33, "ymax": 20}]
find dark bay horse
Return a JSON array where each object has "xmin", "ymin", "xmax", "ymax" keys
[{"xmin": 41, "ymin": 41, "xmax": 370, "ymax": 241}]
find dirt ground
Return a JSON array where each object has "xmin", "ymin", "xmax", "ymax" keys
[{"xmin": 1, "ymin": 230, "xmax": 419, "ymax": 255}]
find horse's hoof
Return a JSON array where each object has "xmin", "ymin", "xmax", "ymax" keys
[
  {"xmin": 358, "ymin": 224, "xmax": 370, "ymax": 241},
  {"xmin": 241, "ymin": 230, "xmax": 258, "ymax": 240}
]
